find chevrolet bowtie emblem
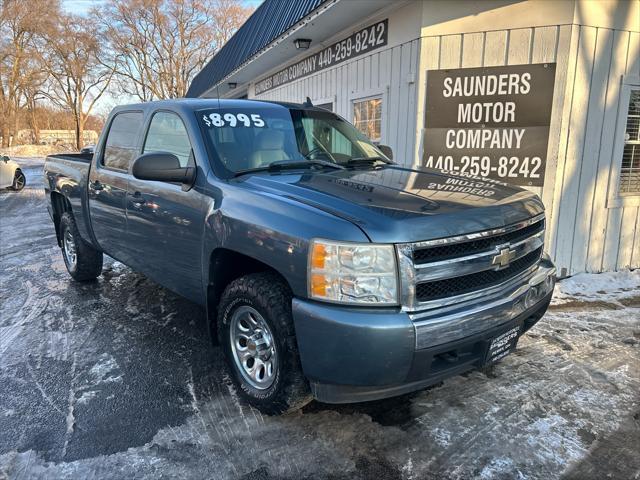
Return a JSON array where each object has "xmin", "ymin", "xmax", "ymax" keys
[{"xmin": 492, "ymin": 247, "xmax": 516, "ymax": 268}]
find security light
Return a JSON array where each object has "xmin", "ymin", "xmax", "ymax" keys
[{"xmin": 294, "ymin": 38, "xmax": 312, "ymax": 50}]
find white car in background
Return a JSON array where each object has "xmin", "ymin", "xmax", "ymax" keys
[{"xmin": 0, "ymin": 155, "xmax": 26, "ymax": 191}]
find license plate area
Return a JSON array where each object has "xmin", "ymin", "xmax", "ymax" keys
[{"xmin": 483, "ymin": 324, "xmax": 522, "ymax": 366}]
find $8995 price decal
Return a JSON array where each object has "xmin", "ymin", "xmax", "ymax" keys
[{"xmin": 202, "ymin": 112, "xmax": 265, "ymax": 128}]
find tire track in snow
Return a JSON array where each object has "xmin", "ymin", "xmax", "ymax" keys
[{"xmin": 0, "ymin": 281, "xmax": 47, "ymax": 356}]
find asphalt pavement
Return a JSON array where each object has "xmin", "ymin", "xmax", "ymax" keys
[{"xmin": 0, "ymin": 158, "xmax": 639, "ymax": 479}]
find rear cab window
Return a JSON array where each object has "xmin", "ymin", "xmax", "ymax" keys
[{"xmin": 101, "ymin": 111, "xmax": 144, "ymax": 171}]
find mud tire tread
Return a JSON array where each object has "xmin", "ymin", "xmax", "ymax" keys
[{"xmin": 217, "ymin": 272, "xmax": 312, "ymax": 415}]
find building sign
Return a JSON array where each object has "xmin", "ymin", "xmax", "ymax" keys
[
  {"xmin": 255, "ymin": 19, "xmax": 388, "ymax": 95},
  {"xmin": 422, "ymin": 63, "xmax": 556, "ymax": 186}
]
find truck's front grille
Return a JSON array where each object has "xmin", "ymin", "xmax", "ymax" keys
[
  {"xmin": 397, "ymin": 213, "xmax": 546, "ymax": 310},
  {"xmin": 413, "ymin": 219, "xmax": 544, "ymax": 264},
  {"xmin": 415, "ymin": 247, "xmax": 543, "ymax": 302}
]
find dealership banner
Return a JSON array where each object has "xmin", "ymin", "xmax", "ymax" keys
[
  {"xmin": 422, "ymin": 63, "xmax": 556, "ymax": 187},
  {"xmin": 255, "ymin": 19, "xmax": 388, "ymax": 95}
]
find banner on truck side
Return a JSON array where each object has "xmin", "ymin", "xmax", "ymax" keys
[
  {"xmin": 421, "ymin": 63, "xmax": 556, "ymax": 187},
  {"xmin": 255, "ymin": 19, "xmax": 388, "ymax": 95}
]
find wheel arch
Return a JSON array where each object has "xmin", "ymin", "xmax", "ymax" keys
[
  {"xmin": 207, "ymin": 248, "xmax": 292, "ymax": 340},
  {"xmin": 50, "ymin": 191, "xmax": 73, "ymax": 247}
]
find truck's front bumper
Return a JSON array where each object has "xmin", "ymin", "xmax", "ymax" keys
[{"xmin": 292, "ymin": 257, "xmax": 556, "ymax": 404}]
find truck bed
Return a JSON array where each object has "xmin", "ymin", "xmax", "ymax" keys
[
  {"xmin": 44, "ymin": 152, "xmax": 95, "ymax": 247},
  {"xmin": 46, "ymin": 152, "xmax": 93, "ymax": 163}
]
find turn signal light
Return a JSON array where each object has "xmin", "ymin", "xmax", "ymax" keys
[{"xmin": 311, "ymin": 243, "xmax": 327, "ymax": 269}]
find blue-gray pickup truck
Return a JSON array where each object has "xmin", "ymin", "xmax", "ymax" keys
[{"xmin": 44, "ymin": 99, "xmax": 556, "ymax": 414}]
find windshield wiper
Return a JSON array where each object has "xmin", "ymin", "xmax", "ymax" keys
[
  {"xmin": 233, "ymin": 159, "xmax": 345, "ymax": 177},
  {"xmin": 345, "ymin": 156, "xmax": 393, "ymax": 166},
  {"xmin": 269, "ymin": 159, "xmax": 345, "ymax": 171}
]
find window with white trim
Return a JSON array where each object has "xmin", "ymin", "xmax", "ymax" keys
[
  {"xmin": 353, "ymin": 97, "xmax": 382, "ymax": 142},
  {"xmin": 619, "ymin": 89, "xmax": 640, "ymax": 194}
]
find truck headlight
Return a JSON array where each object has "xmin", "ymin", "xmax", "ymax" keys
[{"xmin": 308, "ymin": 239, "xmax": 398, "ymax": 305}]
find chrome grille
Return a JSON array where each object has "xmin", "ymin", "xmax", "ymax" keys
[
  {"xmin": 413, "ymin": 219, "xmax": 544, "ymax": 264},
  {"xmin": 397, "ymin": 214, "xmax": 545, "ymax": 311},
  {"xmin": 415, "ymin": 247, "xmax": 542, "ymax": 302}
]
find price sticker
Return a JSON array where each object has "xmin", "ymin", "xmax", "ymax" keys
[{"xmin": 202, "ymin": 112, "xmax": 265, "ymax": 128}]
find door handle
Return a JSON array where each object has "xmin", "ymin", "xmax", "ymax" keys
[
  {"xmin": 129, "ymin": 191, "xmax": 146, "ymax": 205},
  {"xmin": 90, "ymin": 180, "xmax": 104, "ymax": 191}
]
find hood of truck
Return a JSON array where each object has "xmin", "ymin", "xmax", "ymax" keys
[{"xmin": 238, "ymin": 165, "xmax": 544, "ymax": 243}]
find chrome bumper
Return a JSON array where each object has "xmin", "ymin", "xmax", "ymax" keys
[{"xmin": 410, "ymin": 256, "xmax": 556, "ymax": 349}]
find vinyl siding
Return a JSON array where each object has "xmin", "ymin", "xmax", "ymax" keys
[
  {"xmin": 249, "ymin": 3, "xmax": 639, "ymax": 274},
  {"xmin": 417, "ymin": 23, "xmax": 639, "ymax": 274},
  {"xmin": 253, "ymin": 38, "xmax": 421, "ymax": 169}
]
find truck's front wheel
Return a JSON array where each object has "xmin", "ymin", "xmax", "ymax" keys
[
  {"xmin": 217, "ymin": 272, "xmax": 312, "ymax": 414},
  {"xmin": 60, "ymin": 212, "xmax": 103, "ymax": 282}
]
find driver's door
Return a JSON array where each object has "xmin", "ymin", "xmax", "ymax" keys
[{"xmin": 125, "ymin": 110, "xmax": 205, "ymax": 303}]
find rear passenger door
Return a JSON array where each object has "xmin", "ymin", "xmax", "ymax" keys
[
  {"xmin": 88, "ymin": 111, "xmax": 143, "ymax": 263},
  {"xmin": 125, "ymin": 110, "xmax": 205, "ymax": 303}
]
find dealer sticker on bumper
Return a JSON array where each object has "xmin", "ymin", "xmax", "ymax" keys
[{"xmin": 484, "ymin": 325, "xmax": 522, "ymax": 366}]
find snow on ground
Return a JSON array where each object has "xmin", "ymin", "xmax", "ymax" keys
[
  {"xmin": 0, "ymin": 158, "xmax": 638, "ymax": 480},
  {"xmin": 553, "ymin": 270, "xmax": 640, "ymax": 306},
  {"xmin": 0, "ymin": 145, "xmax": 74, "ymax": 157}
]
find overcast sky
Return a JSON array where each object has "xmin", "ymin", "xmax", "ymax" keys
[{"xmin": 62, "ymin": 0, "xmax": 263, "ymax": 15}]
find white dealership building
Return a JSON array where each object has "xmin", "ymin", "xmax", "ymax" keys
[{"xmin": 188, "ymin": 0, "xmax": 640, "ymax": 276}]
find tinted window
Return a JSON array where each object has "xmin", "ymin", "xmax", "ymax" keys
[
  {"xmin": 102, "ymin": 112, "xmax": 143, "ymax": 170},
  {"xmin": 198, "ymin": 107, "xmax": 386, "ymax": 175},
  {"xmin": 143, "ymin": 112, "xmax": 193, "ymax": 167}
]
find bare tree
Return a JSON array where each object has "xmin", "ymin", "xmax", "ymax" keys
[
  {"xmin": 100, "ymin": 0, "xmax": 253, "ymax": 101},
  {"xmin": 0, "ymin": 0, "xmax": 58, "ymax": 146},
  {"xmin": 40, "ymin": 14, "xmax": 114, "ymax": 150},
  {"xmin": 20, "ymin": 55, "xmax": 49, "ymax": 144}
]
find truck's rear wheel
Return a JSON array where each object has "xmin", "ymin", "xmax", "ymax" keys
[
  {"xmin": 60, "ymin": 212, "xmax": 103, "ymax": 281},
  {"xmin": 217, "ymin": 272, "xmax": 312, "ymax": 414}
]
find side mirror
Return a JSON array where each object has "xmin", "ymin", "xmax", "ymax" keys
[
  {"xmin": 377, "ymin": 144, "xmax": 393, "ymax": 160},
  {"xmin": 132, "ymin": 152, "xmax": 195, "ymax": 185}
]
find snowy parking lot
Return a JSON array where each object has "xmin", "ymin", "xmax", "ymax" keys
[{"xmin": 1, "ymin": 158, "xmax": 639, "ymax": 480}]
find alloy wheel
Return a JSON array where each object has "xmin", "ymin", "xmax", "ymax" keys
[{"xmin": 229, "ymin": 305, "xmax": 278, "ymax": 389}]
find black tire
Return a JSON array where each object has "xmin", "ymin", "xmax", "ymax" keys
[
  {"xmin": 11, "ymin": 169, "xmax": 25, "ymax": 191},
  {"xmin": 217, "ymin": 272, "xmax": 312, "ymax": 414},
  {"xmin": 60, "ymin": 212, "xmax": 103, "ymax": 281}
]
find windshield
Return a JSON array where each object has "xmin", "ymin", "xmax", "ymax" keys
[{"xmin": 197, "ymin": 106, "xmax": 389, "ymax": 176}]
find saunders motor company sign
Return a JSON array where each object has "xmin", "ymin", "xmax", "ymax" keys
[
  {"xmin": 422, "ymin": 63, "xmax": 556, "ymax": 187},
  {"xmin": 255, "ymin": 19, "xmax": 388, "ymax": 95}
]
